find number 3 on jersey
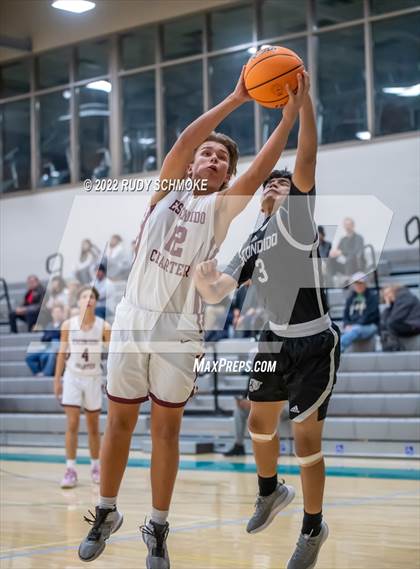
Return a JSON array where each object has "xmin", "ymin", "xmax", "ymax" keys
[
  {"xmin": 255, "ymin": 258, "xmax": 268, "ymax": 283},
  {"xmin": 164, "ymin": 225, "xmax": 187, "ymax": 257}
]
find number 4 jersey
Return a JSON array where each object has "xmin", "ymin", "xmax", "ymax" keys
[{"xmin": 66, "ymin": 315, "xmax": 105, "ymax": 376}]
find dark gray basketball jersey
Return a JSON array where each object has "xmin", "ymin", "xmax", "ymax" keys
[{"xmin": 224, "ymin": 182, "xmax": 329, "ymax": 328}]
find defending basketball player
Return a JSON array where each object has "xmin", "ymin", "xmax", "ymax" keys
[
  {"xmin": 193, "ymin": 91, "xmax": 340, "ymax": 569},
  {"xmin": 78, "ymin": 67, "xmax": 309, "ymax": 567},
  {"xmin": 54, "ymin": 286, "xmax": 111, "ymax": 489}
]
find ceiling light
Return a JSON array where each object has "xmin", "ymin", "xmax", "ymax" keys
[
  {"xmin": 52, "ymin": 1, "xmax": 96, "ymax": 14},
  {"xmin": 356, "ymin": 131, "xmax": 371, "ymax": 141},
  {"xmin": 86, "ymin": 80, "xmax": 112, "ymax": 93},
  {"xmin": 383, "ymin": 83, "xmax": 420, "ymax": 97}
]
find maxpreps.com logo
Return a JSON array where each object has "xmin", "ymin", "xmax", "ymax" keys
[{"xmin": 193, "ymin": 358, "xmax": 276, "ymax": 374}]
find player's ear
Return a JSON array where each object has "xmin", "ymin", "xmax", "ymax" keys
[{"xmin": 186, "ymin": 162, "xmax": 193, "ymax": 177}]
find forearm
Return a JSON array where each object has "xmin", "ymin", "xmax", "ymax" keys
[
  {"xmin": 297, "ymin": 95, "xmax": 317, "ymax": 162},
  {"xmin": 54, "ymin": 351, "xmax": 66, "ymax": 382},
  {"xmin": 195, "ymin": 274, "xmax": 237, "ymax": 304},
  {"xmin": 242, "ymin": 115, "xmax": 295, "ymax": 189}
]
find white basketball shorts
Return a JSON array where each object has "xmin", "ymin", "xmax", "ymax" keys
[
  {"xmin": 61, "ymin": 370, "xmax": 103, "ymax": 412},
  {"xmin": 106, "ymin": 298, "xmax": 204, "ymax": 407}
]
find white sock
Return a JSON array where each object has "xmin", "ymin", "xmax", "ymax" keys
[
  {"xmin": 91, "ymin": 459, "xmax": 99, "ymax": 469},
  {"xmin": 151, "ymin": 507, "xmax": 169, "ymax": 526},
  {"xmin": 66, "ymin": 459, "xmax": 76, "ymax": 469},
  {"xmin": 98, "ymin": 495, "xmax": 117, "ymax": 510}
]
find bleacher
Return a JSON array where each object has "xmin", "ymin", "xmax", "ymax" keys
[{"xmin": 1, "ymin": 248, "xmax": 419, "ymax": 459}]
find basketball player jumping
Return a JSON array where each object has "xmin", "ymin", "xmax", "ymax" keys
[
  {"xmin": 78, "ymin": 69, "xmax": 309, "ymax": 567},
  {"xmin": 54, "ymin": 286, "xmax": 111, "ymax": 489},
  {"xmin": 194, "ymin": 91, "xmax": 340, "ymax": 569}
]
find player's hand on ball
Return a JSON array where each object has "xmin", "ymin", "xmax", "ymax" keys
[
  {"xmin": 232, "ymin": 66, "xmax": 252, "ymax": 104},
  {"xmin": 195, "ymin": 259, "xmax": 221, "ymax": 284},
  {"xmin": 282, "ymin": 70, "xmax": 310, "ymax": 123}
]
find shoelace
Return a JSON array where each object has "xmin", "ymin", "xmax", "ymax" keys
[
  {"xmin": 140, "ymin": 521, "xmax": 169, "ymax": 557},
  {"xmin": 83, "ymin": 508, "xmax": 112, "ymax": 541},
  {"xmin": 291, "ymin": 531, "xmax": 318, "ymax": 560}
]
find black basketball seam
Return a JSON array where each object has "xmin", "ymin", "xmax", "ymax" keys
[
  {"xmin": 245, "ymin": 52, "xmax": 301, "ymax": 79},
  {"xmin": 255, "ymin": 93, "xmax": 289, "ymax": 104},
  {"xmin": 247, "ymin": 63, "xmax": 304, "ymax": 92}
]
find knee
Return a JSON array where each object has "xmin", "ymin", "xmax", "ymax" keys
[
  {"xmin": 108, "ymin": 413, "xmax": 136, "ymax": 435},
  {"xmin": 67, "ymin": 419, "xmax": 79, "ymax": 434},
  {"xmin": 247, "ymin": 415, "xmax": 277, "ymax": 443},
  {"xmin": 294, "ymin": 434, "xmax": 321, "ymax": 457},
  {"xmin": 152, "ymin": 423, "xmax": 180, "ymax": 444}
]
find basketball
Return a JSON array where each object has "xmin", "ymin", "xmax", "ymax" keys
[{"xmin": 244, "ymin": 46, "xmax": 305, "ymax": 108}]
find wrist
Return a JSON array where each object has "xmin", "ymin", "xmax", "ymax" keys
[{"xmin": 227, "ymin": 92, "xmax": 245, "ymax": 107}]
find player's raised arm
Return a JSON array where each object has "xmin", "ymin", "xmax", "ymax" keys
[
  {"xmin": 291, "ymin": 92, "xmax": 317, "ymax": 194},
  {"xmin": 217, "ymin": 72, "xmax": 310, "ymax": 221},
  {"xmin": 53, "ymin": 319, "xmax": 69, "ymax": 400},
  {"xmin": 151, "ymin": 68, "xmax": 251, "ymax": 206}
]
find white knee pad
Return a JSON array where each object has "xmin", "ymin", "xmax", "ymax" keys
[
  {"xmin": 249, "ymin": 430, "xmax": 277, "ymax": 442},
  {"xmin": 295, "ymin": 451, "xmax": 323, "ymax": 467}
]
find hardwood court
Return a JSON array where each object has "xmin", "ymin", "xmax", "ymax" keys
[{"xmin": 1, "ymin": 449, "xmax": 419, "ymax": 569}]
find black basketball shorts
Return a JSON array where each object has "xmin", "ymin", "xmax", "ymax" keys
[{"xmin": 248, "ymin": 323, "xmax": 341, "ymax": 422}]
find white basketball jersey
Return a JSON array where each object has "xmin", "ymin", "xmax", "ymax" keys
[
  {"xmin": 125, "ymin": 190, "xmax": 218, "ymax": 315},
  {"xmin": 66, "ymin": 315, "xmax": 104, "ymax": 377}
]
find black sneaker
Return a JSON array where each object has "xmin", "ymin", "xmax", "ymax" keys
[
  {"xmin": 223, "ymin": 444, "xmax": 246, "ymax": 456},
  {"xmin": 78, "ymin": 506, "xmax": 123, "ymax": 562},
  {"xmin": 141, "ymin": 520, "xmax": 170, "ymax": 569}
]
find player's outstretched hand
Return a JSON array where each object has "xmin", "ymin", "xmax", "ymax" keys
[
  {"xmin": 194, "ymin": 259, "xmax": 221, "ymax": 284},
  {"xmin": 231, "ymin": 65, "xmax": 252, "ymax": 104},
  {"xmin": 282, "ymin": 70, "xmax": 310, "ymax": 124}
]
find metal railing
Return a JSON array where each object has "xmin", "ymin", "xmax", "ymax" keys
[
  {"xmin": 45, "ymin": 253, "xmax": 64, "ymax": 278},
  {"xmin": 0, "ymin": 278, "xmax": 12, "ymax": 331},
  {"xmin": 405, "ymin": 215, "xmax": 420, "ymax": 255}
]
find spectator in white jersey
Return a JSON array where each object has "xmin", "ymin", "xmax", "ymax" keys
[
  {"xmin": 54, "ymin": 286, "xmax": 111, "ymax": 490},
  {"xmin": 78, "ymin": 67, "xmax": 310, "ymax": 568},
  {"xmin": 194, "ymin": 89, "xmax": 340, "ymax": 569}
]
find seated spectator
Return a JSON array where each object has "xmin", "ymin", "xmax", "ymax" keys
[
  {"xmin": 38, "ymin": 276, "xmax": 69, "ymax": 326},
  {"xmin": 318, "ymin": 225, "xmax": 332, "ymax": 258},
  {"xmin": 104, "ymin": 234, "xmax": 130, "ymax": 280},
  {"xmin": 74, "ymin": 239, "xmax": 101, "ymax": 284},
  {"xmin": 381, "ymin": 284, "xmax": 420, "ymax": 351},
  {"xmin": 25, "ymin": 304, "xmax": 65, "ymax": 376},
  {"xmin": 341, "ymin": 272, "xmax": 379, "ymax": 352},
  {"xmin": 9, "ymin": 275, "xmax": 46, "ymax": 333},
  {"xmin": 91, "ymin": 264, "xmax": 117, "ymax": 319},
  {"xmin": 329, "ymin": 217, "xmax": 365, "ymax": 282},
  {"xmin": 67, "ymin": 279, "xmax": 81, "ymax": 311}
]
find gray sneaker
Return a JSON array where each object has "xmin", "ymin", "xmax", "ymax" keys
[
  {"xmin": 141, "ymin": 520, "xmax": 170, "ymax": 569},
  {"xmin": 78, "ymin": 506, "xmax": 123, "ymax": 562},
  {"xmin": 286, "ymin": 521, "xmax": 329, "ymax": 569},
  {"xmin": 246, "ymin": 482, "xmax": 296, "ymax": 534}
]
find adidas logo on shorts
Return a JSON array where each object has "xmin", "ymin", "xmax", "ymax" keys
[
  {"xmin": 249, "ymin": 378, "xmax": 263, "ymax": 392},
  {"xmin": 290, "ymin": 405, "xmax": 300, "ymax": 413}
]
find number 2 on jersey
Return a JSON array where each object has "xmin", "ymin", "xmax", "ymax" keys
[{"xmin": 164, "ymin": 225, "xmax": 187, "ymax": 257}]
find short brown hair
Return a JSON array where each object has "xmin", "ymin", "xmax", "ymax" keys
[
  {"xmin": 203, "ymin": 131, "xmax": 239, "ymax": 177},
  {"xmin": 77, "ymin": 285, "xmax": 99, "ymax": 300}
]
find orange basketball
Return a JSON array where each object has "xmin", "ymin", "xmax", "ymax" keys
[{"xmin": 244, "ymin": 46, "xmax": 304, "ymax": 109}]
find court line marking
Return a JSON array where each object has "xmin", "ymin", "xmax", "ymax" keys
[
  {"xmin": 1, "ymin": 452, "xmax": 419, "ymax": 480},
  {"xmin": 0, "ymin": 489, "xmax": 418, "ymax": 560}
]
